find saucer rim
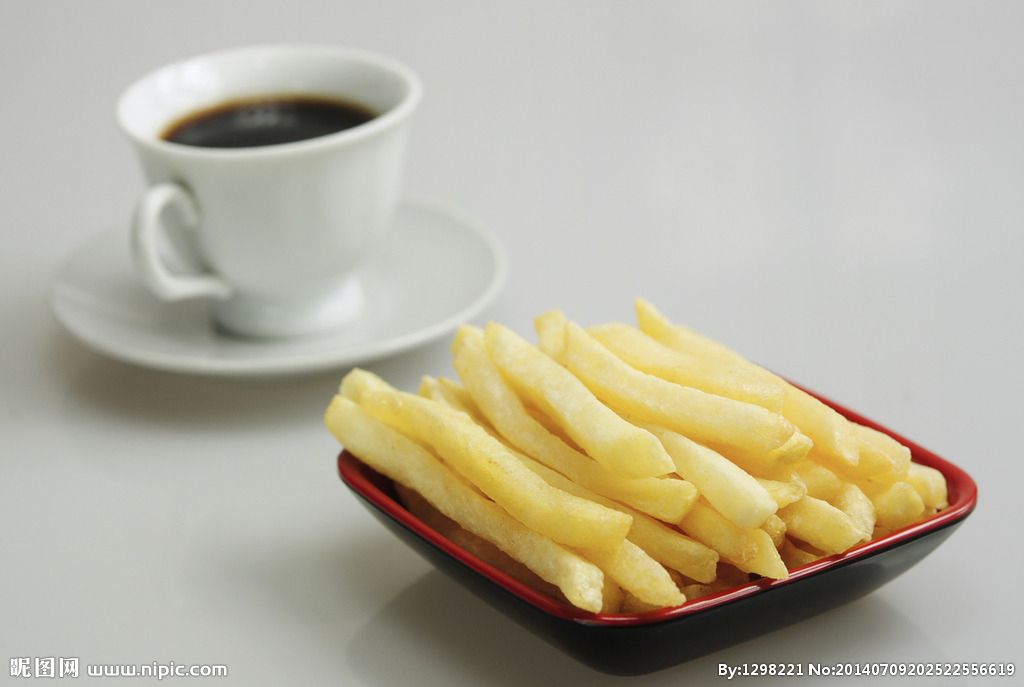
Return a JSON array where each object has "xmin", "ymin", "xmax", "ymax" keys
[{"xmin": 50, "ymin": 196, "xmax": 507, "ymax": 377}]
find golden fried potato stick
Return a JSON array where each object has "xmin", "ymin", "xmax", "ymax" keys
[
  {"xmin": 535, "ymin": 309, "xmax": 567, "ymax": 359},
  {"xmin": 761, "ymin": 514, "xmax": 787, "ymax": 549},
  {"xmin": 636, "ymin": 297, "xmax": 861, "ymax": 467},
  {"xmin": 588, "ymin": 322, "xmax": 785, "ymax": 411},
  {"xmin": 600, "ymin": 578, "xmax": 625, "ymax": 614},
  {"xmin": 439, "ymin": 377, "xmax": 483, "ymax": 412},
  {"xmin": 706, "ymin": 441, "xmax": 807, "ymax": 479},
  {"xmin": 664, "ymin": 567, "xmax": 688, "ymax": 589},
  {"xmin": 452, "ymin": 326, "xmax": 696, "ymax": 522},
  {"xmin": 856, "ymin": 424, "xmax": 912, "ymax": 480},
  {"xmin": 418, "ymin": 375, "xmax": 490, "ymax": 427},
  {"xmin": 870, "ymin": 481, "xmax": 926, "ymax": 531},
  {"xmin": 644, "ymin": 424, "xmax": 777, "ymax": 529},
  {"xmin": 418, "ymin": 380, "xmax": 697, "ymax": 607},
  {"xmin": 679, "ymin": 501, "xmax": 789, "ymax": 579},
  {"xmin": 831, "ymin": 483, "xmax": 876, "ymax": 542},
  {"xmin": 745, "ymin": 530, "xmax": 792, "ymax": 580},
  {"xmin": 780, "ymin": 390, "xmax": 859, "ymax": 467},
  {"xmin": 581, "ymin": 541, "xmax": 685, "ymax": 608},
  {"xmin": 394, "ymin": 482, "xmax": 564, "ymax": 601},
  {"xmin": 817, "ymin": 424, "xmax": 911, "ymax": 487},
  {"xmin": 446, "ymin": 420, "xmax": 685, "ymax": 607},
  {"xmin": 621, "ymin": 592, "xmax": 663, "ymax": 614},
  {"xmin": 905, "ymin": 463, "xmax": 949, "ymax": 510},
  {"xmin": 516, "ymin": 453, "xmax": 719, "ymax": 583},
  {"xmin": 778, "ymin": 496, "xmax": 864, "ymax": 554},
  {"xmin": 537, "ymin": 312, "xmax": 807, "ymax": 463},
  {"xmin": 780, "ymin": 538, "xmax": 824, "ymax": 570},
  {"xmin": 324, "ymin": 396, "xmax": 605, "ymax": 612},
  {"xmin": 421, "ymin": 368, "xmax": 716, "ymax": 586},
  {"xmin": 756, "ymin": 478, "xmax": 807, "ymax": 509},
  {"xmin": 716, "ymin": 562, "xmax": 755, "ymax": 587},
  {"xmin": 681, "ymin": 582, "xmax": 732, "ymax": 602},
  {"xmin": 773, "ymin": 459, "xmax": 844, "ymax": 500},
  {"xmin": 341, "ymin": 370, "xmax": 633, "ymax": 551},
  {"xmin": 484, "ymin": 322, "xmax": 674, "ymax": 479},
  {"xmin": 635, "ymin": 298, "xmax": 778, "ymax": 376}
]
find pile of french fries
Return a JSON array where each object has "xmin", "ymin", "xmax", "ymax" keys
[{"xmin": 324, "ymin": 299, "xmax": 948, "ymax": 614}]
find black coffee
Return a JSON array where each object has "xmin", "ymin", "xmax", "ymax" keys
[{"xmin": 162, "ymin": 95, "xmax": 377, "ymax": 148}]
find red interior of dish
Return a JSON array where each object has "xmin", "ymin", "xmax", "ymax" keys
[{"xmin": 338, "ymin": 388, "xmax": 978, "ymax": 627}]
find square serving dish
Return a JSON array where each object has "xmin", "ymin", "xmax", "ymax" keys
[{"xmin": 337, "ymin": 388, "xmax": 977, "ymax": 675}]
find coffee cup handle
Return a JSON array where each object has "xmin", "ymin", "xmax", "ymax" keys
[{"xmin": 131, "ymin": 182, "xmax": 232, "ymax": 301}]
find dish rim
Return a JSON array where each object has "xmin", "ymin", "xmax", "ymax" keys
[{"xmin": 337, "ymin": 385, "xmax": 977, "ymax": 628}]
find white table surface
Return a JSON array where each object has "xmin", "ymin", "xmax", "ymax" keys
[{"xmin": 2, "ymin": 2, "xmax": 1021, "ymax": 684}]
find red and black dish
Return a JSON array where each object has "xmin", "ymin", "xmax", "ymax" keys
[{"xmin": 337, "ymin": 388, "xmax": 977, "ymax": 675}]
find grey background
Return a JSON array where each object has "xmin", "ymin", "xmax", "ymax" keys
[{"xmin": 1, "ymin": 1, "xmax": 1021, "ymax": 684}]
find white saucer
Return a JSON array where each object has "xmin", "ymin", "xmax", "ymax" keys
[{"xmin": 51, "ymin": 198, "xmax": 506, "ymax": 376}]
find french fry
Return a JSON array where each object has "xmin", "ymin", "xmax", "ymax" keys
[
  {"xmin": 587, "ymin": 322, "xmax": 785, "ymax": 411},
  {"xmin": 498, "ymin": 429, "xmax": 686, "ymax": 606},
  {"xmin": 535, "ymin": 309, "xmax": 568, "ymax": 359},
  {"xmin": 681, "ymin": 583, "xmax": 728, "ymax": 601},
  {"xmin": 644, "ymin": 424, "xmax": 777, "ymax": 529},
  {"xmin": 905, "ymin": 463, "xmax": 949, "ymax": 510},
  {"xmin": 664, "ymin": 567, "xmax": 688, "ymax": 589},
  {"xmin": 538, "ymin": 313, "xmax": 807, "ymax": 463},
  {"xmin": 707, "ymin": 439, "xmax": 810, "ymax": 477},
  {"xmin": 601, "ymin": 578, "xmax": 624, "ymax": 614},
  {"xmin": 522, "ymin": 401, "xmax": 579, "ymax": 446},
  {"xmin": 778, "ymin": 496, "xmax": 864, "ymax": 554},
  {"xmin": 517, "ymin": 452, "xmax": 719, "ymax": 583},
  {"xmin": 326, "ymin": 299, "xmax": 945, "ymax": 615},
  {"xmin": 756, "ymin": 478, "xmax": 807, "ymax": 509},
  {"xmin": 844, "ymin": 427, "xmax": 903, "ymax": 478},
  {"xmin": 832, "ymin": 483, "xmax": 876, "ymax": 542},
  {"xmin": 342, "ymin": 370, "xmax": 633, "ymax": 551},
  {"xmin": 813, "ymin": 424, "xmax": 912, "ymax": 490},
  {"xmin": 679, "ymin": 501, "xmax": 789, "ymax": 579},
  {"xmin": 438, "ymin": 376, "xmax": 480, "ymax": 411},
  {"xmin": 871, "ymin": 481, "xmax": 926, "ymax": 530},
  {"xmin": 622, "ymin": 516, "xmax": 718, "ymax": 586},
  {"xmin": 773, "ymin": 459, "xmax": 844, "ymax": 501},
  {"xmin": 636, "ymin": 297, "xmax": 860, "ymax": 467},
  {"xmin": 424, "ymin": 370, "xmax": 718, "ymax": 586},
  {"xmin": 856, "ymin": 424, "xmax": 911, "ymax": 479},
  {"xmin": 484, "ymin": 322, "xmax": 674, "ymax": 479},
  {"xmin": 780, "ymin": 538, "xmax": 824, "ymax": 569},
  {"xmin": 746, "ymin": 531, "xmax": 791, "ymax": 579},
  {"xmin": 678, "ymin": 503, "xmax": 751, "ymax": 567},
  {"xmin": 395, "ymin": 483, "xmax": 564, "ymax": 601},
  {"xmin": 780, "ymin": 388, "xmax": 860, "ymax": 468},
  {"xmin": 620, "ymin": 593, "xmax": 661, "ymax": 615},
  {"xmin": 582, "ymin": 541, "xmax": 685, "ymax": 608},
  {"xmin": 419, "ymin": 375, "xmax": 490, "ymax": 427},
  {"xmin": 635, "ymin": 297, "xmax": 777, "ymax": 378},
  {"xmin": 324, "ymin": 396, "xmax": 605, "ymax": 612},
  {"xmin": 761, "ymin": 514, "xmax": 787, "ymax": 548},
  {"xmin": 452, "ymin": 326, "xmax": 696, "ymax": 522},
  {"xmin": 716, "ymin": 562, "xmax": 754, "ymax": 587}
]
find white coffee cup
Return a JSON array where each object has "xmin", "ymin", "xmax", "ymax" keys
[{"xmin": 117, "ymin": 44, "xmax": 421, "ymax": 338}]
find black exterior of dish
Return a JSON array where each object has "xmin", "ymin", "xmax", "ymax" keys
[{"xmin": 348, "ymin": 482, "xmax": 965, "ymax": 675}]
